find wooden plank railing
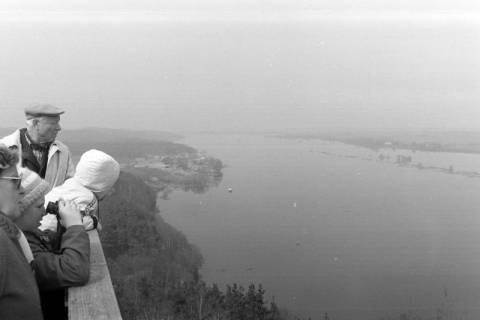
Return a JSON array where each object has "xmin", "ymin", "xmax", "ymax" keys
[{"xmin": 68, "ymin": 230, "xmax": 122, "ymax": 320}]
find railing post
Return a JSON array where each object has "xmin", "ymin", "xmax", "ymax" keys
[{"xmin": 68, "ymin": 230, "xmax": 122, "ymax": 320}]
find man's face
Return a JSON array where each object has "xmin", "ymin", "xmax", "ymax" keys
[
  {"xmin": 35, "ymin": 116, "xmax": 61, "ymax": 143},
  {"xmin": 0, "ymin": 166, "xmax": 22, "ymax": 219}
]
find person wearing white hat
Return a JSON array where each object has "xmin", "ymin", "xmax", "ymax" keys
[
  {"xmin": 41, "ymin": 149, "xmax": 120, "ymax": 231},
  {"xmin": 0, "ymin": 103, "xmax": 75, "ymax": 191}
]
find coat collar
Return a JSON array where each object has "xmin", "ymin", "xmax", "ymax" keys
[
  {"xmin": 0, "ymin": 212, "xmax": 20, "ymax": 240},
  {"xmin": 48, "ymin": 142, "xmax": 60, "ymax": 161},
  {"xmin": 4, "ymin": 129, "xmax": 63, "ymax": 160}
]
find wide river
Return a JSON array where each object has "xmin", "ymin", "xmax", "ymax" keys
[{"xmin": 159, "ymin": 133, "xmax": 480, "ymax": 320}]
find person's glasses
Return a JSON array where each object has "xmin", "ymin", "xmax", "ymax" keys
[{"xmin": 0, "ymin": 175, "xmax": 22, "ymax": 189}]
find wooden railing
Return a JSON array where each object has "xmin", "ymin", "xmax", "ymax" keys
[{"xmin": 68, "ymin": 230, "xmax": 122, "ymax": 320}]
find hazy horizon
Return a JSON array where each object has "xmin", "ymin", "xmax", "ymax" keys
[{"xmin": 1, "ymin": 0, "xmax": 479, "ymax": 132}]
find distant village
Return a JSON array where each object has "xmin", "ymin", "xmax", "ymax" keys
[
  {"xmin": 130, "ymin": 152, "xmax": 221, "ymax": 174},
  {"xmin": 124, "ymin": 151, "xmax": 224, "ymax": 197}
]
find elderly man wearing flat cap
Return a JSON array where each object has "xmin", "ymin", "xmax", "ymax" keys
[{"xmin": 1, "ymin": 104, "xmax": 75, "ymax": 191}]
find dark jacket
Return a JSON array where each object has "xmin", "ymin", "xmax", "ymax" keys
[
  {"xmin": 26, "ymin": 225, "xmax": 90, "ymax": 320},
  {"xmin": 0, "ymin": 213, "xmax": 43, "ymax": 320},
  {"xmin": 26, "ymin": 225, "xmax": 90, "ymax": 290}
]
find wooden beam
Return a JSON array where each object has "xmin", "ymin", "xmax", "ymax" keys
[{"xmin": 68, "ymin": 230, "xmax": 122, "ymax": 320}]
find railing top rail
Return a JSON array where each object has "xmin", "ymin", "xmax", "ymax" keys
[{"xmin": 68, "ymin": 230, "xmax": 122, "ymax": 320}]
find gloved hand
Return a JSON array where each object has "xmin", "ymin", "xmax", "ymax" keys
[
  {"xmin": 58, "ymin": 199, "xmax": 83, "ymax": 228},
  {"xmin": 38, "ymin": 214, "xmax": 58, "ymax": 232},
  {"xmin": 82, "ymin": 216, "xmax": 94, "ymax": 230},
  {"xmin": 82, "ymin": 215, "xmax": 99, "ymax": 231}
]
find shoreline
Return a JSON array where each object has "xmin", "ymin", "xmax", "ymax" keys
[{"xmin": 272, "ymin": 132, "xmax": 480, "ymax": 155}]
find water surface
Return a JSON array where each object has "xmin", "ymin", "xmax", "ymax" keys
[{"xmin": 160, "ymin": 133, "xmax": 480, "ymax": 320}]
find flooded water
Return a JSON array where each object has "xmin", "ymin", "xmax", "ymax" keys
[{"xmin": 159, "ymin": 133, "xmax": 480, "ymax": 320}]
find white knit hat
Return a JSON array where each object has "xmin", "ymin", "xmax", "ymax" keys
[
  {"xmin": 75, "ymin": 149, "xmax": 120, "ymax": 193},
  {"xmin": 19, "ymin": 168, "xmax": 50, "ymax": 213}
]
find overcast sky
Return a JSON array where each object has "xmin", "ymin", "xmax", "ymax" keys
[
  {"xmin": 1, "ymin": 0, "xmax": 480, "ymax": 13},
  {"xmin": 1, "ymin": 0, "xmax": 479, "ymax": 132}
]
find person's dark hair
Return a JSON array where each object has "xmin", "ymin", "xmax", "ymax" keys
[{"xmin": 0, "ymin": 143, "xmax": 19, "ymax": 175}]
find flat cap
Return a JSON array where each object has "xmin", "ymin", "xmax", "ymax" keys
[{"xmin": 25, "ymin": 104, "xmax": 65, "ymax": 119}]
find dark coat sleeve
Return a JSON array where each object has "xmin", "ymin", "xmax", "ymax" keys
[
  {"xmin": 0, "ymin": 232, "xmax": 7, "ymax": 296},
  {"xmin": 28, "ymin": 226, "xmax": 90, "ymax": 291}
]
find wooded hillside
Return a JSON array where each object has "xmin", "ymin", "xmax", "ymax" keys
[{"xmin": 100, "ymin": 172, "xmax": 298, "ymax": 320}]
